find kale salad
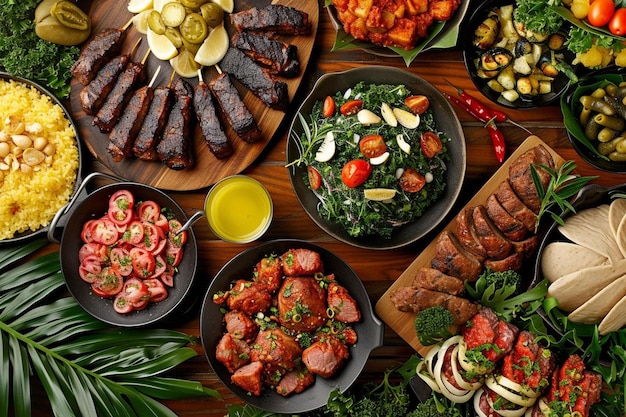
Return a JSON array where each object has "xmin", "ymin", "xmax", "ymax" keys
[{"xmin": 289, "ymin": 82, "xmax": 452, "ymax": 239}]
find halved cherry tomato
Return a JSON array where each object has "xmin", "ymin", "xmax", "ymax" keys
[
  {"xmin": 420, "ymin": 132, "xmax": 443, "ymax": 158},
  {"xmin": 340, "ymin": 99, "xmax": 363, "ymax": 116},
  {"xmin": 91, "ymin": 218, "xmax": 119, "ymax": 245},
  {"xmin": 322, "ymin": 96, "xmax": 335, "ymax": 118},
  {"xmin": 341, "ymin": 159, "xmax": 372, "ymax": 188},
  {"xmin": 398, "ymin": 167, "xmax": 426, "ymax": 192},
  {"xmin": 359, "ymin": 134, "xmax": 387, "ymax": 158},
  {"xmin": 588, "ymin": 0, "xmax": 615, "ymax": 27},
  {"xmin": 609, "ymin": 7, "xmax": 626, "ymax": 36},
  {"xmin": 91, "ymin": 267, "xmax": 123, "ymax": 298},
  {"xmin": 404, "ymin": 95, "xmax": 429, "ymax": 115},
  {"xmin": 130, "ymin": 247, "xmax": 156, "ymax": 278},
  {"xmin": 138, "ymin": 200, "xmax": 161, "ymax": 224},
  {"xmin": 307, "ymin": 166, "xmax": 322, "ymax": 190}
]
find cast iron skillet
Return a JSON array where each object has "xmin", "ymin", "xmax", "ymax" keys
[
  {"xmin": 200, "ymin": 239, "xmax": 384, "ymax": 414},
  {"xmin": 55, "ymin": 172, "xmax": 198, "ymax": 327},
  {"xmin": 0, "ymin": 72, "xmax": 84, "ymax": 246}
]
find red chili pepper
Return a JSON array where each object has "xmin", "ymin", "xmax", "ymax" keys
[
  {"xmin": 444, "ymin": 79, "xmax": 507, "ymax": 123},
  {"xmin": 486, "ymin": 119, "xmax": 506, "ymax": 163},
  {"xmin": 444, "ymin": 92, "xmax": 492, "ymax": 124}
]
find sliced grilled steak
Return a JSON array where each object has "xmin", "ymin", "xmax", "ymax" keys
[
  {"xmin": 484, "ymin": 252, "xmax": 523, "ymax": 272},
  {"xmin": 389, "ymin": 287, "xmax": 478, "ymax": 325},
  {"xmin": 71, "ymin": 28, "xmax": 127, "ymax": 85},
  {"xmin": 410, "ymin": 267, "xmax": 465, "ymax": 296},
  {"xmin": 208, "ymin": 72, "xmax": 261, "ymax": 143},
  {"xmin": 232, "ymin": 31, "xmax": 300, "ymax": 78},
  {"xmin": 508, "ymin": 145, "xmax": 555, "ymax": 213},
  {"xmin": 156, "ymin": 78, "xmax": 194, "ymax": 170},
  {"xmin": 230, "ymin": 4, "xmax": 312, "ymax": 35},
  {"xmin": 193, "ymin": 81, "xmax": 233, "ymax": 160},
  {"xmin": 80, "ymin": 54, "xmax": 129, "ymax": 115},
  {"xmin": 485, "ymin": 193, "xmax": 528, "ymax": 241},
  {"xmin": 495, "ymin": 179, "xmax": 537, "ymax": 232},
  {"xmin": 472, "ymin": 205, "xmax": 513, "ymax": 260},
  {"xmin": 133, "ymin": 86, "xmax": 173, "ymax": 161},
  {"xmin": 511, "ymin": 235, "xmax": 539, "ymax": 259},
  {"xmin": 219, "ymin": 47, "xmax": 289, "ymax": 111},
  {"xmin": 107, "ymin": 85, "xmax": 153, "ymax": 161},
  {"xmin": 431, "ymin": 230, "xmax": 484, "ymax": 281},
  {"xmin": 455, "ymin": 206, "xmax": 487, "ymax": 261}
]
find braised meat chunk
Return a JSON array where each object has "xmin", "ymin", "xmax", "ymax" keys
[
  {"xmin": 250, "ymin": 328, "xmax": 302, "ymax": 375},
  {"xmin": 224, "ymin": 310, "xmax": 259, "ymax": 342},
  {"xmin": 216, "ymin": 333, "xmax": 251, "ymax": 373},
  {"xmin": 278, "ymin": 277, "xmax": 328, "ymax": 332},
  {"xmin": 253, "ymin": 254, "xmax": 283, "ymax": 292},
  {"xmin": 231, "ymin": 361, "xmax": 264, "ymax": 396},
  {"xmin": 281, "ymin": 248, "xmax": 324, "ymax": 276},
  {"xmin": 276, "ymin": 368, "xmax": 315, "ymax": 396},
  {"xmin": 328, "ymin": 281, "xmax": 361, "ymax": 323},
  {"xmin": 225, "ymin": 280, "xmax": 272, "ymax": 316},
  {"xmin": 302, "ymin": 336, "xmax": 349, "ymax": 378}
]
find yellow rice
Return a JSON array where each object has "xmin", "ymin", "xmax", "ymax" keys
[{"xmin": 0, "ymin": 79, "xmax": 79, "ymax": 240}]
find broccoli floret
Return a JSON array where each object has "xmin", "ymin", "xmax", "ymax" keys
[
  {"xmin": 406, "ymin": 394, "xmax": 463, "ymax": 417},
  {"xmin": 414, "ymin": 305, "xmax": 455, "ymax": 346}
]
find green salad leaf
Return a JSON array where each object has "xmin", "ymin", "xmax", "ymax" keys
[{"xmin": 514, "ymin": 0, "xmax": 564, "ymax": 35}]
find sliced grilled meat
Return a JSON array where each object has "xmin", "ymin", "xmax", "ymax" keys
[
  {"xmin": 472, "ymin": 205, "xmax": 513, "ymax": 260},
  {"xmin": 410, "ymin": 267, "xmax": 465, "ymax": 296},
  {"xmin": 484, "ymin": 252, "xmax": 523, "ymax": 272},
  {"xmin": 462, "ymin": 307, "xmax": 519, "ymax": 370},
  {"xmin": 219, "ymin": 47, "xmax": 289, "ymax": 111},
  {"xmin": 511, "ymin": 235, "xmax": 539, "ymax": 258},
  {"xmin": 157, "ymin": 78, "xmax": 195, "ymax": 170},
  {"xmin": 389, "ymin": 287, "xmax": 478, "ymax": 326},
  {"xmin": 107, "ymin": 85, "xmax": 153, "ymax": 161},
  {"xmin": 80, "ymin": 54, "xmax": 129, "ymax": 115},
  {"xmin": 71, "ymin": 28, "xmax": 127, "ymax": 85},
  {"xmin": 133, "ymin": 86, "xmax": 173, "ymax": 161},
  {"xmin": 209, "ymin": 72, "xmax": 261, "ymax": 143},
  {"xmin": 431, "ymin": 230, "xmax": 484, "ymax": 281},
  {"xmin": 508, "ymin": 144, "xmax": 555, "ymax": 213},
  {"xmin": 193, "ymin": 81, "xmax": 233, "ymax": 160},
  {"xmin": 230, "ymin": 4, "xmax": 312, "ymax": 35},
  {"xmin": 455, "ymin": 206, "xmax": 487, "ymax": 261},
  {"xmin": 495, "ymin": 179, "xmax": 538, "ymax": 232},
  {"xmin": 232, "ymin": 32, "xmax": 300, "ymax": 78},
  {"xmin": 93, "ymin": 61, "xmax": 146, "ymax": 133},
  {"xmin": 485, "ymin": 193, "xmax": 527, "ymax": 241}
]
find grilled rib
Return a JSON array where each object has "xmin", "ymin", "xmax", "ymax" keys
[
  {"xmin": 230, "ymin": 5, "xmax": 312, "ymax": 35},
  {"xmin": 219, "ymin": 47, "xmax": 289, "ymax": 111},
  {"xmin": 71, "ymin": 28, "xmax": 127, "ymax": 85},
  {"xmin": 157, "ymin": 78, "xmax": 195, "ymax": 170},
  {"xmin": 133, "ymin": 86, "xmax": 173, "ymax": 161},
  {"xmin": 193, "ymin": 81, "xmax": 233, "ymax": 160},
  {"xmin": 93, "ymin": 61, "xmax": 146, "ymax": 133},
  {"xmin": 231, "ymin": 32, "xmax": 300, "ymax": 78},
  {"xmin": 80, "ymin": 54, "xmax": 129, "ymax": 115},
  {"xmin": 107, "ymin": 85, "xmax": 153, "ymax": 162},
  {"xmin": 208, "ymin": 72, "xmax": 261, "ymax": 143}
]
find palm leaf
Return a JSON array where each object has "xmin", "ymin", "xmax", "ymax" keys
[{"xmin": 0, "ymin": 239, "xmax": 219, "ymax": 417}]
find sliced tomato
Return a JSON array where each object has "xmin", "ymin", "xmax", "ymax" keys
[
  {"xmin": 398, "ymin": 167, "xmax": 426, "ymax": 193},
  {"xmin": 165, "ymin": 241, "xmax": 184, "ymax": 267},
  {"xmin": 161, "ymin": 264, "xmax": 175, "ymax": 287},
  {"xmin": 78, "ymin": 242, "xmax": 107, "ymax": 264},
  {"xmin": 122, "ymin": 277, "xmax": 150, "ymax": 304},
  {"xmin": 307, "ymin": 166, "xmax": 322, "ymax": 191},
  {"xmin": 91, "ymin": 267, "xmax": 123, "ymax": 298},
  {"xmin": 340, "ymin": 99, "xmax": 363, "ymax": 116},
  {"xmin": 341, "ymin": 159, "xmax": 372, "ymax": 188},
  {"xmin": 359, "ymin": 134, "xmax": 387, "ymax": 158},
  {"xmin": 110, "ymin": 247, "xmax": 133, "ymax": 276},
  {"xmin": 113, "ymin": 293, "xmax": 133, "ymax": 314},
  {"xmin": 144, "ymin": 278, "xmax": 168, "ymax": 302},
  {"xmin": 140, "ymin": 222, "xmax": 164, "ymax": 252},
  {"xmin": 123, "ymin": 220, "xmax": 144, "ymax": 245},
  {"xmin": 404, "ymin": 95, "xmax": 429, "ymax": 114},
  {"xmin": 151, "ymin": 237, "xmax": 167, "ymax": 255},
  {"xmin": 91, "ymin": 218, "xmax": 119, "ymax": 246},
  {"xmin": 79, "ymin": 254, "xmax": 103, "ymax": 283},
  {"xmin": 155, "ymin": 213, "xmax": 170, "ymax": 233},
  {"xmin": 322, "ymin": 95, "xmax": 335, "ymax": 117},
  {"xmin": 130, "ymin": 247, "xmax": 156, "ymax": 278},
  {"xmin": 138, "ymin": 200, "xmax": 161, "ymax": 224},
  {"xmin": 150, "ymin": 254, "xmax": 168, "ymax": 279},
  {"xmin": 81, "ymin": 219, "xmax": 96, "ymax": 243},
  {"xmin": 420, "ymin": 132, "xmax": 443, "ymax": 158},
  {"xmin": 108, "ymin": 192, "xmax": 134, "ymax": 226},
  {"xmin": 168, "ymin": 220, "xmax": 187, "ymax": 249}
]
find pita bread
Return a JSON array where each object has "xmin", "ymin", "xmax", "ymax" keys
[
  {"xmin": 568, "ymin": 275, "xmax": 626, "ymax": 324},
  {"xmin": 547, "ymin": 259, "xmax": 626, "ymax": 312},
  {"xmin": 616, "ymin": 214, "xmax": 626, "ymax": 259},
  {"xmin": 599, "ymin": 294, "xmax": 626, "ymax": 335},
  {"xmin": 558, "ymin": 204, "xmax": 624, "ymax": 264},
  {"xmin": 609, "ymin": 198, "xmax": 626, "ymax": 239},
  {"xmin": 540, "ymin": 241, "xmax": 607, "ymax": 282}
]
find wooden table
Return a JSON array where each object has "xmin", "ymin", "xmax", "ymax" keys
[{"xmin": 31, "ymin": 1, "xmax": 626, "ymax": 415}]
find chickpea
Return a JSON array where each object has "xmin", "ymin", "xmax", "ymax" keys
[{"xmin": 0, "ymin": 142, "xmax": 9, "ymax": 158}]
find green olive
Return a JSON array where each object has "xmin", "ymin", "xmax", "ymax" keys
[
  {"xmin": 161, "ymin": 2, "xmax": 186, "ymax": 27},
  {"xmin": 147, "ymin": 10, "xmax": 166, "ymax": 35},
  {"xmin": 164, "ymin": 27, "xmax": 184, "ymax": 48},
  {"xmin": 179, "ymin": 13, "xmax": 207, "ymax": 44},
  {"xmin": 200, "ymin": 3, "xmax": 224, "ymax": 27},
  {"xmin": 181, "ymin": 0, "xmax": 210, "ymax": 8},
  {"xmin": 50, "ymin": 0, "xmax": 90, "ymax": 30}
]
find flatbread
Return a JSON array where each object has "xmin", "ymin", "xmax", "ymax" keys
[
  {"xmin": 609, "ymin": 198, "xmax": 626, "ymax": 239},
  {"xmin": 599, "ymin": 294, "xmax": 626, "ymax": 335},
  {"xmin": 547, "ymin": 259, "xmax": 626, "ymax": 312},
  {"xmin": 616, "ymin": 214, "xmax": 626, "ymax": 259},
  {"xmin": 568, "ymin": 274, "xmax": 626, "ymax": 324},
  {"xmin": 540, "ymin": 241, "xmax": 607, "ymax": 282},
  {"xmin": 558, "ymin": 204, "xmax": 624, "ymax": 264}
]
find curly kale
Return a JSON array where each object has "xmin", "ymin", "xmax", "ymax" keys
[
  {"xmin": 414, "ymin": 305, "xmax": 455, "ymax": 346},
  {"xmin": 513, "ymin": 0, "xmax": 563, "ymax": 36}
]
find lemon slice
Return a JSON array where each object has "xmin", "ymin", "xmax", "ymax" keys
[
  {"xmin": 194, "ymin": 24, "xmax": 229, "ymax": 66},
  {"xmin": 171, "ymin": 49, "xmax": 201, "ymax": 78},
  {"xmin": 211, "ymin": 0, "xmax": 234, "ymax": 13},
  {"xmin": 132, "ymin": 9, "xmax": 152, "ymax": 34},
  {"xmin": 147, "ymin": 28, "xmax": 178, "ymax": 60},
  {"xmin": 364, "ymin": 188, "xmax": 397, "ymax": 202},
  {"xmin": 128, "ymin": 0, "xmax": 153, "ymax": 13}
]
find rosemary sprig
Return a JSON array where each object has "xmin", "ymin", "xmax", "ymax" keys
[{"xmin": 531, "ymin": 160, "xmax": 597, "ymax": 233}]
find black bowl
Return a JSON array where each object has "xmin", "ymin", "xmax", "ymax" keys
[
  {"xmin": 200, "ymin": 239, "xmax": 384, "ymax": 414},
  {"xmin": 286, "ymin": 66, "xmax": 466, "ymax": 250},
  {"xmin": 461, "ymin": 0, "xmax": 574, "ymax": 109},
  {"xmin": 59, "ymin": 181, "xmax": 198, "ymax": 327}
]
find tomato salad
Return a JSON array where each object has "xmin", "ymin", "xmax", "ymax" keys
[
  {"xmin": 78, "ymin": 190, "xmax": 187, "ymax": 314},
  {"xmin": 290, "ymin": 82, "xmax": 451, "ymax": 239}
]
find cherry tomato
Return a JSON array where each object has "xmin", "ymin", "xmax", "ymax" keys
[
  {"xmin": 609, "ymin": 7, "xmax": 626, "ymax": 36},
  {"xmin": 322, "ymin": 96, "xmax": 335, "ymax": 117},
  {"xmin": 307, "ymin": 166, "xmax": 322, "ymax": 190},
  {"xmin": 138, "ymin": 200, "xmax": 161, "ymax": 224},
  {"xmin": 340, "ymin": 99, "xmax": 363, "ymax": 116},
  {"xmin": 588, "ymin": 0, "xmax": 615, "ymax": 27},
  {"xmin": 91, "ymin": 218, "xmax": 119, "ymax": 245},
  {"xmin": 420, "ymin": 132, "xmax": 443, "ymax": 158},
  {"xmin": 398, "ymin": 168, "xmax": 426, "ymax": 193},
  {"xmin": 359, "ymin": 134, "xmax": 387, "ymax": 158},
  {"xmin": 404, "ymin": 95, "xmax": 429, "ymax": 114},
  {"xmin": 130, "ymin": 247, "xmax": 156, "ymax": 278},
  {"xmin": 341, "ymin": 159, "xmax": 372, "ymax": 188},
  {"xmin": 91, "ymin": 267, "xmax": 123, "ymax": 298}
]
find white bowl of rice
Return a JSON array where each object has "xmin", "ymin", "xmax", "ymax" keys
[{"xmin": 0, "ymin": 73, "xmax": 82, "ymax": 244}]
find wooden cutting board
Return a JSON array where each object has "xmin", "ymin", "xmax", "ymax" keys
[
  {"xmin": 69, "ymin": 0, "xmax": 318, "ymax": 190},
  {"xmin": 375, "ymin": 135, "xmax": 566, "ymax": 357}
]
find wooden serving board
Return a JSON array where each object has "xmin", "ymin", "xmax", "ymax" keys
[
  {"xmin": 375, "ymin": 136, "xmax": 566, "ymax": 357},
  {"xmin": 69, "ymin": 0, "xmax": 318, "ymax": 190}
]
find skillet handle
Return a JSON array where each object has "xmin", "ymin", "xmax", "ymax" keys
[{"xmin": 47, "ymin": 171, "xmax": 125, "ymax": 244}]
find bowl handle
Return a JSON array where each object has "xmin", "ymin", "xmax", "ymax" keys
[{"xmin": 47, "ymin": 172, "xmax": 125, "ymax": 244}]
